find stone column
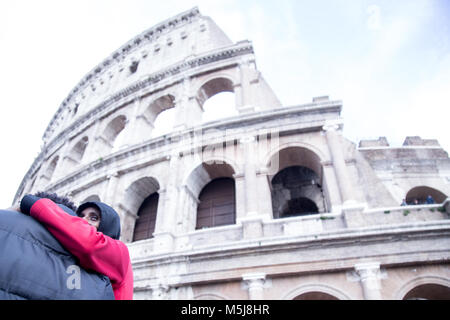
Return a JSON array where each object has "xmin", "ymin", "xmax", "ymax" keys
[
  {"xmin": 240, "ymin": 135, "xmax": 258, "ymax": 215},
  {"xmin": 233, "ymin": 173, "xmax": 246, "ymax": 222},
  {"xmin": 354, "ymin": 262, "xmax": 383, "ymax": 300},
  {"xmin": 153, "ymin": 189, "xmax": 167, "ymax": 234},
  {"xmin": 83, "ymin": 119, "xmax": 103, "ymax": 163},
  {"xmin": 173, "ymin": 78, "xmax": 203, "ymax": 130},
  {"xmin": 238, "ymin": 136, "xmax": 265, "ymax": 239},
  {"xmin": 322, "ymin": 121, "xmax": 355, "ymax": 205},
  {"xmin": 233, "ymin": 82, "xmax": 243, "ymax": 109},
  {"xmin": 242, "ymin": 273, "xmax": 266, "ymax": 300},
  {"xmin": 128, "ymin": 96, "xmax": 154, "ymax": 145},
  {"xmin": 51, "ymin": 140, "xmax": 73, "ymax": 181},
  {"xmin": 256, "ymin": 168, "xmax": 273, "ymax": 219},
  {"xmin": 237, "ymin": 62, "xmax": 255, "ymax": 114},
  {"xmin": 152, "ymin": 154, "xmax": 179, "ymax": 252},
  {"xmin": 152, "ymin": 189, "xmax": 177, "ymax": 253},
  {"xmin": 103, "ymin": 172, "xmax": 120, "ymax": 207}
]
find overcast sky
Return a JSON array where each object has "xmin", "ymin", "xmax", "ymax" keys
[{"xmin": 0, "ymin": 0, "xmax": 449, "ymax": 208}]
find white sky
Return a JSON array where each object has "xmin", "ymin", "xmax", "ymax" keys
[{"xmin": 0, "ymin": 0, "xmax": 449, "ymax": 208}]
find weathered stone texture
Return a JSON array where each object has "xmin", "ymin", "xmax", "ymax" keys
[{"xmin": 15, "ymin": 8, "xmax": 450, "ymax": 300}]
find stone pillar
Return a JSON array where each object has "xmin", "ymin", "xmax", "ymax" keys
[
  {"xmin": 51, "ymin": 142, "xmax": 72, "ymax": 181},
  {"xmin": 256, "ymin": 168, "xmax": 273, "ymax": 219},
  {"xmin": 242, "ymin": 273, "xmax": 266, "ymax": 300},
  {"xmin": 152, "ymin": 189, "xmax": 177, "ymax": 253},
  {"xmin": 83, "ymin": 119, "xmax": 103, "ymax": 163},
  {"xmin": 152, "ymin": 154, "xmax": 180, "ymax": 252},
  {"xmin": 240, "ymin": 135, "xmax": 258, "ymax": 215},
  {"xmin": 322, "ymin": 121, "xmax": 355, "ymax": 205},
  {"xmin": 354, "ymin": 262, "xmax": 383, "ymax": 300},
  {"xmin": 233, "ymin": 82, "xmax": 243, "ymax": 109},
  {"xmin": 233, "ymin": 173, "xmax": 246, "ymax": 222},
  {"xmin": 237, "ymin": 62, "xmax": 255, "ymax": 114},
  {"xmin": 320, "ymin": 161, "xmax": 342, "ymax": 213},
  {"xmin": 179, "ymin": 185, "xmax": 200, "ymax": 232},
  {"xmin": 128, "ymin": 96, "xmax": 154, "ymax": 145},
  {"xmin": 103, "ymin": 172, "xmax": 120, "ymax": 207},
  {"xmin": 173, "ymin": 78, "xmax": 203, "ymax": 130},
  {"xmin": 153, "ymin": 189, "xmax": 167, "ymax": 234},
  {"xmin": 238, "ymin": 136, "xmax": 265, "ymax": 238}
]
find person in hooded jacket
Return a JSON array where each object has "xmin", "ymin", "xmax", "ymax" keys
[
  {"xmin": 0, "ymin": 192, "xmax": 115, "ymax": 300},
  {"xmin": 20, "ymin": 194, "xmax": 134, "ymax": 300}
]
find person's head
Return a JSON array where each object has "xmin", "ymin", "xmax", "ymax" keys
[
  {"xmin": 78, "ymin": 205, "xmax": 101, "ymax": 229},
  {"xmin": 76, "ymin": 201, "xmax": 121, "ymax": 239},
  {"xmin": 34, "ymin": 191, "xmax": 77, "ymax": 212}
]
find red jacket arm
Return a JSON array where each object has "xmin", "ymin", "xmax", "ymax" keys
[{"xmin": 30, "ymin": 198, "xmax": 129, "ymax": 285}]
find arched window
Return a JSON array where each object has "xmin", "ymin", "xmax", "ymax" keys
[
  {"xmin": 144, "ymin": 95, "xmax": 176, "ymax": 138},
  {"xmin": 45, "ymin": 156, "xmax": 59, "ymax": 180},
  {"xmin": 133, "ymin": 193, "xmax": 159, "ymax": 241},
  {"xmin": 196, "ymin": 177, "xmax": 236, "ymax": 229},
  {"xmin": 271, "ymin": 166, "xmax": 324, "ymax": 219},
  {"xmin": 103, "ymin": 115, "xmax": 127, "ymax": 150},
  {"xmin": 152, "ymin": 108, "xmax": 177, "ymax": 138},
  {"xmin": 197, "ymin": 78, "xmax": 237, "ymax": 123},
  {"xmin": 71, "ymin": 136, "xmax": 89, "ymax": 162}
]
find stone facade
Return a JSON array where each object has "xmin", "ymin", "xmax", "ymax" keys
[{"xmin": 15, "ymin": 8, "xmax": 450, "ymax": 300}]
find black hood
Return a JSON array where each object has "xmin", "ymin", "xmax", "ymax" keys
[{"xmin": 76, "ymin": 201, "xmax": 121, "ymax": 240}]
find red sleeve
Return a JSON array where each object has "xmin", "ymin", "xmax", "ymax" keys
[{"xmin": 30, "ymin": 198, "xmax": 130, "ymax": 285}]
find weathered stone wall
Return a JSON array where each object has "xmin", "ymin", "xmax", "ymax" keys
[{"xmin": 15, "ymin": 8, "xmax": 450, "ymax": 300}]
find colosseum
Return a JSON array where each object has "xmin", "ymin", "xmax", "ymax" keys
[{"xmin": 14, "ymin": 7, "xmax": 450, "ymax": 300}]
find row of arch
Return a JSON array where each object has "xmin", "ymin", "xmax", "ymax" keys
[
  {"xmin": 291, "ymin": 283, "xmax": 450, "ymax": 300},
  {"xmin": 195, "ymin": 279, "xmax": 450, "ymax": 300},
  {"xmin": 40, "ymin": 76, "xmax": 239, "ymax": 184},
  {"xmin": 76, "ymin": 145, "xmax": 448, "ymax": 243}
]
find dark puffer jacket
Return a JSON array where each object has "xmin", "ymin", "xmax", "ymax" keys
[{"xmin": 0, "ymin": 205, "xmax": 115, "ymax": 300}]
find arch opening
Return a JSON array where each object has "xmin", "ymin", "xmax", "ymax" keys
[
  {"xmin": 196, "ymin": 177, "xmax": 236, "ymax": 229},
  {"xmin": 185, "ymin": 161, "xmax": 237, "ymax": 231},
  {"xmin": 202, "ymin": 91, "xmax": 237, "ymax": 123},
  {"xmin": 133, "ymin": 192, "xmax": 159, "ymax": 241},
  {"xmin": 45, "ymin": 156, "xmax": 59, "ymax": 180},
  {"xmin": 103, "ymin": 115, "xmax": 127, "ymax": 151},
  {"xmin": 405, "ymin": 186, "xmax": 447, "ymax": 204},
  {"xmin": 123, "ymin": 177, "xmax": 160, "ymax": 215},
  {"xmin": 197, "ymin": 77, "xmax": 234, "ymax": 107},
  {"xmin": 146, "ymin": 95, "xmax": 176, "ymax": 138},
  {"xmin": 293, "ymin": 291, "xmax": 339, "ymax": 300},
  {"xmin": 403, "ymin": 284, "xmax": 450, "ymax": 300},
  {"xmin": 71, "ymin": 136, "xmax": 89, "ymax": 162},
  {"xmin": 271, "ymin": 165, "xmax": 324, "ymax": 219}
]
